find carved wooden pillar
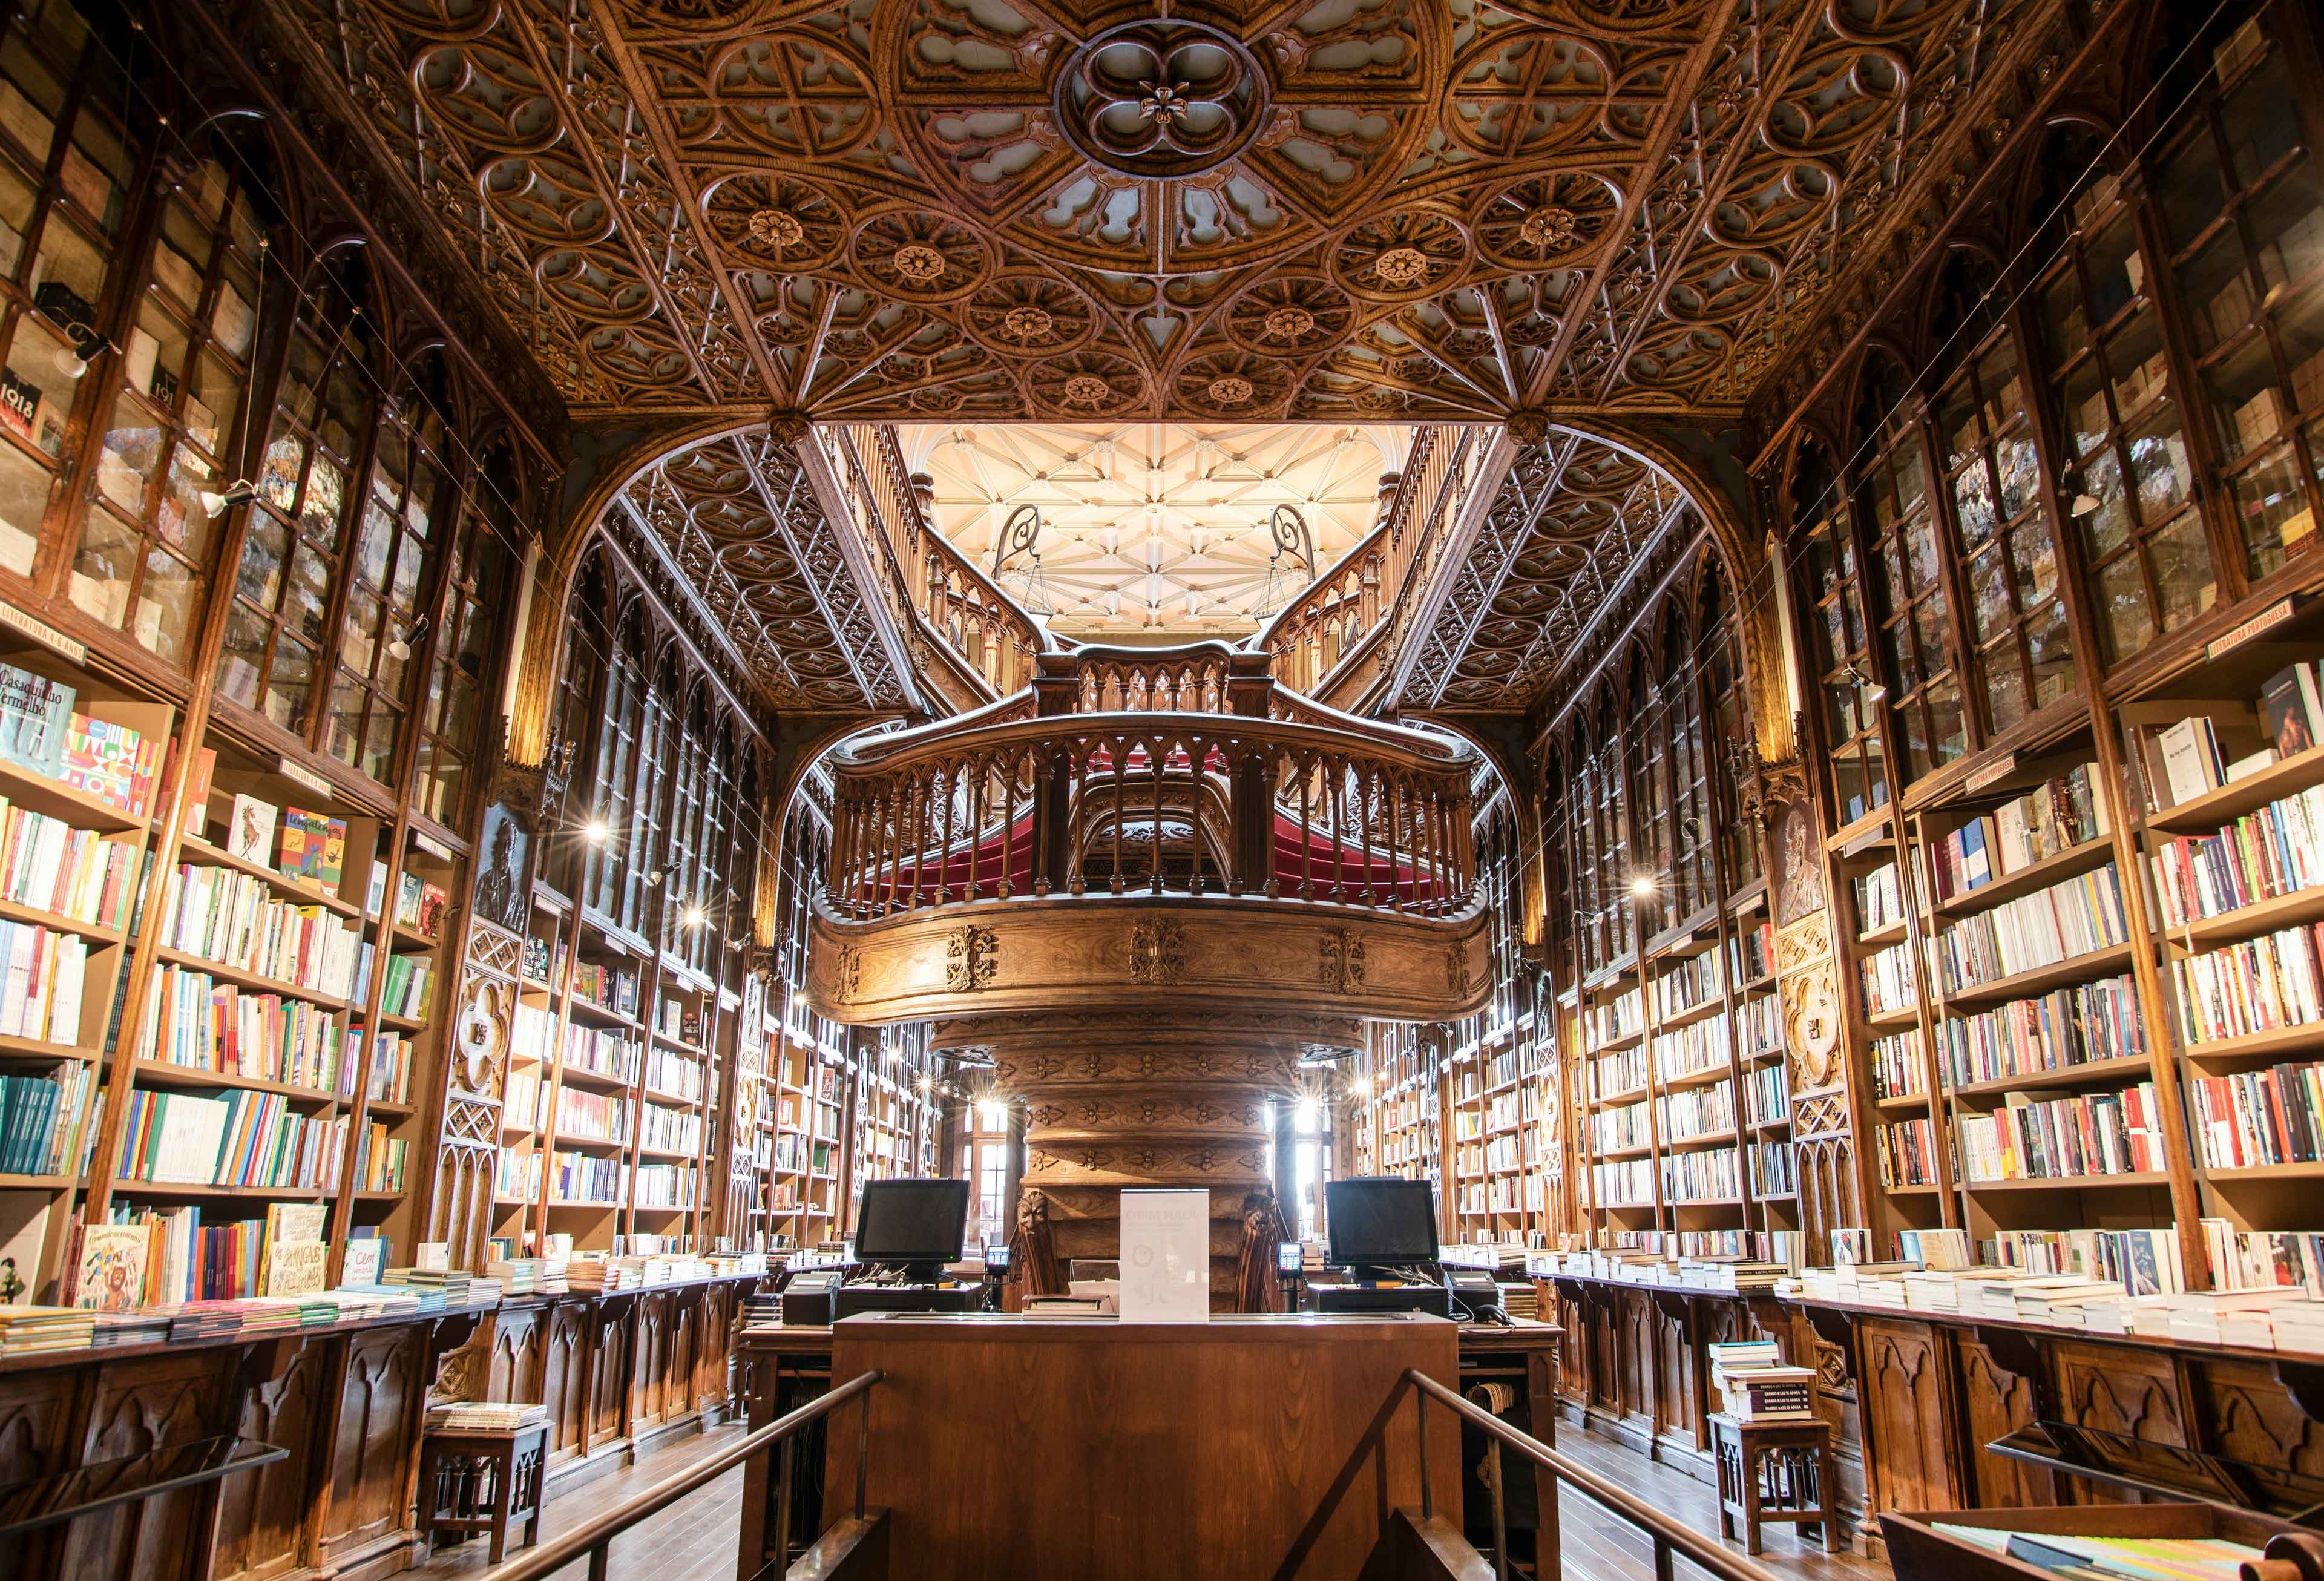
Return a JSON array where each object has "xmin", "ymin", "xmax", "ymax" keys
[{"xmin": 941, "ymin": 1008, "xmax": 1345, "ymax": 1306}]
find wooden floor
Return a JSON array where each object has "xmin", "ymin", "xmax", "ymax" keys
[{"xmin": 403, "ymin": 1416, "xmax": 1891, "ymax": 1581}]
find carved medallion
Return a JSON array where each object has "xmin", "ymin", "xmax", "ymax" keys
[
  {"xmin": 1051, "ymin": 20, "xmax": 1270, "ymax": 179},
  {"xmin": 1319, "ymin": 927, "xmax": 1367, "ymax": 993},
  {"xmin": 945, "ymin": 925, "xmax": 1000, "ymax": 993},
  {"xmin": 1128, "ymin": 918, "xmax": 1189, "ymax": 985},
  {"xmin": 1785, "ymin": 964, "xmax": 1842, "ymax": 1088}
]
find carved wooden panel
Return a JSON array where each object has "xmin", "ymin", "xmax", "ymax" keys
[
  {"xmin": 1617, "ymin": 1289, "xmax": 1655, "ymax": 1428},
  {"xmin": 542, "ymin": 1301, "xmax": 589, "ymax": 1460},
  {"xmin": 0, "ymin": 1368, "xmax": 74, "ymax": 1494},
  {"xmin": 212, "ymin": 1339, "xmax": 329, "ymax": 1581},
  {"xmin": 2201, "ymin": 1359, "xmax": 2324, "ymax": 1486},
  {"xmin": 1555, "ymin": 1290, "xmax": 1589, "ymax": 1405},
  {"xmin": 489, "ymin": 1304, "xmax": 547, "ymax": 1407},
  {"xmin": 2054, "ymin": 1340, "xmax": 2186, "ymax": 1507},
  {"xmin": 1955, "ymin": 1335, "xmax": 2054, "ymax": 1510},
  {"xmin": 590, "ymin": 1304, "xmax": 632, "ymax": 1445},
  {"xmin": 61, "ymin": 1355, "xmax": 227, "ymax": 1581},
  {"xmin": 1859, "ymin": 1319, "xmax": 1964, "ymax": 1519},
  {"xmin": 322, "ymin": 1326, "xmax": 427, "ymax": 1559},
  {"xmin": 1653, "ymin": 1297, "xmax": 1696, "ymax": 1450},
  {"xmin": 632, "ymin": 1292, "xmax": 672, "ymax": 1428}
]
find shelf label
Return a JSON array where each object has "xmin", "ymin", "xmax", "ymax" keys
[
  {"xmin": 276, "ymin": 755, "xmax": 332, "ymax": 798},
  {"xmin": 0, "ymin": 600, "xmax": 84, "ymax": 663},
  {"xmin": 1964, "ymin": 752, "xmax": 2019, "ymax": 794},
  {"xmin": 2207, "ymin": 596, "xmax": 2295, "ymax": 659},
  {"xmin": 412, "ymin": 830, "xmax": 455, "ymax": 863}
]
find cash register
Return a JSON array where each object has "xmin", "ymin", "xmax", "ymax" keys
[
  {"xmin": 825, "ymin": 1177, "xmax": 986, "ymax": 1322},
  {"xmin": 1311, "ymin": 1177, "xmax": 1454, "ymax": 1318}
]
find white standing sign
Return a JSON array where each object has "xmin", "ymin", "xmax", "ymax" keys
[{"xmin": 1118, "ymin": 1190, "xmax": 1210, "ymax": 1323}]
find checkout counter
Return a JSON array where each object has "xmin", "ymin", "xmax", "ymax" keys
[{"xmin": 735, "ymin": 1178, "xmax": 1561, "ymax": 1579}]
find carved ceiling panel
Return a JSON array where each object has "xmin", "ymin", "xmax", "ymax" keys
[
  {"xmin": 272, "ymin": 0, "xmax": 2063, "ymax": 422},
  {"xmin": 1418, "ymin": 430, "xmax": 1692, "ymax": 712},
  {"xmin": 615, "ymin": 431, "xmax": 909, "ymax": 712}
]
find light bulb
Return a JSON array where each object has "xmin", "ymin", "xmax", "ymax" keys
[
  {"xmin": 1630, "ymin": 875, "xmax": 1657, "ymax": 898},
  {"xmin": 683, "ymin": 904, "xmax": 706, "ymax": 928},
  {"xmin": 583, "ymin": 817, "xmax": 610, "ymax": 845}
]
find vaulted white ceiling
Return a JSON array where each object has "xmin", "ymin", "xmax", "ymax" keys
[{"xmin": 898, "ymin": 424, "xmax": 1411, "ymax": 641}]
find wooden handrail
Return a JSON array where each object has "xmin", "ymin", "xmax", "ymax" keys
[
  {"xmin": 485, "ymin": 1369, "xmax": 885, "ymax": 1581},
  {"xmin": 821, "ymin": 709, "xmax": 1481, "ymax": 916}
]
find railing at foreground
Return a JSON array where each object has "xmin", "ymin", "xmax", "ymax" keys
[
  {"xmin": 487, "ymin": 1370, "xmax": 884, "ymax": 1581},
  {"xmin": 1278, "ymin": 1367, "xmax": 1793, "ymax": 1581}
]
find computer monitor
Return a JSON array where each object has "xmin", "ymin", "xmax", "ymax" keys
[
  {"xmin": 1326, "ymin": 1177, "xmax": 1440, "ymax": 1268},
  {"xmin": 852, "ymin": 1178, "xmax": 971, "ymax": 1272}
]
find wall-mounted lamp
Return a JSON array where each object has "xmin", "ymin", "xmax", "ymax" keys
[
  {"xmin": 386, "ymin": 614, "xmax": 430, "ymax": 663},
  {"xmin": 583, "ymin": 816, "xmax": 611, "ymax": 846},
  {"xmin": 200, "ymin": 481, "xmax": 257, "ymax": 518},
  {"xmin": 1840, "ymin": 661, "xmax": 1888, "ymax": 704}
]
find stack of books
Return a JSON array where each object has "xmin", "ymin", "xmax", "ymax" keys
[
  {"xmin": 384, "ymin": 1267, "xmax": 471, "ymax": 1306},
  {"xmin": 487, "ymin": 1257, "xmax": 547, "ymax": 1295},
  {"xmin": 2013, "ymin": 1278, "xmax": 2128, "ymax": 1325},
  {"xmin": 92, "ymin": 1310, "xmax": 171, "ymax": 1347},
  {"xmin": 2165, "ymin": 1289, "xmax": 2316, "ymax": 1347},
  {"xmin": 0, "ymin": 1306, "xmax": 96, "ymax": 1353},
  {"xmin": 427, "ymin": 1401, "xmax": 548, "ymax": 1431},
  {"xmin": 330, "ymin": 1284, "xmax": 424, "ymax": 1317},
  {"xmin": 2275, "ymin": 1303, "xmax": 2324, "ymax": 1354},
  {"xmin": 741, "ymin": 1291, "xmax": 783, "ymax": 1328},
  {"xmin": 1709, "ymin": 1342, "xmax": 1816, "ymax": 1422},
  {"xmin": 168, "ymin": 1301, "xmax": 248, "ymax": 1341}
]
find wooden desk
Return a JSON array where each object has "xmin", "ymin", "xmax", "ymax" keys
[
  {"xmin": 737, "ymin": 1315, "xmax": 1562, "ymax": 1578},
  {"xmin": 821, "ymin": 1312, "xmax": 1460, "ymax": 1580}
]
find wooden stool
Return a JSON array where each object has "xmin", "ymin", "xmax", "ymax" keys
[
  {"xmin": 416, "ymin": 1421, "xmax": 548, "ymax": 1564},
  {"xmin": 1709, "ymin": 1412, "xmax": 1839, "ymax": 1556}
]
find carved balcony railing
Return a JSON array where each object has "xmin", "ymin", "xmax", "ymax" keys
[
  {"xmin": 826, "ymin": 424, "xmax": 1054, "ymax": 708},
  {"xmin": 819, "ymin": 649, "xmax": 1478, "ymax": 923},
  {"xmin": 1253, "ymin": 424, "xmax": 1483, "ymax": 711}
]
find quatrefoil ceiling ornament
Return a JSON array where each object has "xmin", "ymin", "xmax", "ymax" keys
[{"xmin": 1052, "ymin": 20, "xmax": 1272, "ymax": 178}]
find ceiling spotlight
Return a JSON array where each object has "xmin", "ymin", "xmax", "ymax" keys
[
  {"xmin": 1630, "ymin": 875, "xmax": 1658, "ymax": 898},
  {"xmin": 386, "ymin": 614, "xmax": 430, "ymax": 663},
  {"xmin": 2070, "ymin": 490, "xmax": 2101, "ymax": 517},
  {"xmin": 683, "ymin": 904, "xmax": 707, "ymax": 929},
  {"xmin": 792, "ymin": 990, "xmax": 810, "ymax": 1009},
  {"xmin": 583, "ymin": 817, "xmax": 610, "ymax": 845},
  {"xmin": 200, "ymin": 481, "xmax": 257, "ymax": 518},
  {"xmin": 646, "ymin": 867, "xmax": 665, "ymax": 887},
  {"xmin": 1351, "ymin": 1078, "xmax": 1371, "ymax": 1099},
  {"xmin": 1840, "ymin": 662, "xmax": 1888, "ymax": 704}
]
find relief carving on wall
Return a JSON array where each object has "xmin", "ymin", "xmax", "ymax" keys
[
  {"xmin": 1318, "ymin": 927, "xmax": 1367, "ymax": 993},
  {"xmin": 1128, "ymin": 918, "xmax": 1189, "ymax": 985},
  {"xmin": 945, "ymin": 925, "xmax": 1000, "ymax": 993}
]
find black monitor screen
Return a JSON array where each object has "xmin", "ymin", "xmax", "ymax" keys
[
  {"xmin": 1327, "ymin": 1178, "xmax": 1440, "ymax": 1265},
  {"xmin": 853, "ymin": 1179, "xmax": 971, "ymax": 1264}
]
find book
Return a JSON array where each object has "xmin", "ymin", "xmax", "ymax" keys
[
  {"xmin": 2256, "ymin": 665, "xmax": 2305, "ymax": 752},
  {"xmin": 341, "ymin": 1236, "xmax": 384, "ymax": 1288},
  {"xmin": 2156, "ymin": 717, "xmax": 2225, "ymax": 806},
  {"xmin": 0, "ymin": 665, "xmax": 73, "ymax": 778},
  {"xmin": 277, "ymin": 807, "xmax": 347, "ymax": 896},
  {"xmin": 267, "ymin": 1201, "xmax": 327, "ymax": 1246},
  {"xmin": 76, "ymin": 1223, "xmax": 148, "ymax": 1312},
  {"xmin": 226, "ymin": 794, "xmax": 278, "ymax": 866},
  {"xmin": 263, "ymin": 1238, "xmax": 330, "ymax": 1297}
]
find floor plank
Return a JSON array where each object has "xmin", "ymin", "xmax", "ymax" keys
[{"xmin": 403, "ymin": 1413, "xmax": 1892, "ymax": 1581}]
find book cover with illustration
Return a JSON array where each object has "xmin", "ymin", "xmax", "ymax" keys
[
  {"xmin": 278, "ymin": 807, "xmax": 347, "ymax": 896},
  {"xmin": 0, "ymin": 663, "xmax": 74, "ymax": 778},
  {"xmin": 226, "ymin": 793, "xmax": 278, "ymax": 866},
  {"xmin": 76, "ymin": 1223, "xmax": 148, "ymax": 1312}
]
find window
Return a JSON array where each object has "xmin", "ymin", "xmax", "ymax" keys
[
  {"xmin": 1663, "ymin": 614, "xmax": 1714, "ymax": 919},
  {"xmin": 1797, "ymin": 438, "xmax": 1888, "ymax": 823},
  {"xmin": 582, "ymin": 605, "xmax": 645, "ymax": 922},
  {"xmin": 2034, "ymin": 132, "xmax": 2217, "ymax": 661},
  {"xmin": 217, "ymin": 257, "xmax": 376, "ymax": 734},
  {"xmin": 0, "ymin": 2, "xmax": 132, "ymax": 580},
  {"xmin": 325, "ymin": 362, "xmax": 450, "ymax": 781},
  {"xmin": 1929, "ymin": 255, "xmax": 2074, "ymax": 733},
  {"xmin": 2150, "ymin": 2, "xmax": 2324, "ymax": 581},
  {"xmin": 1702, "ymin": 570, "xmax": 1759, "ymax": 890},
  {"xmin": 1630, "ymin": 651, "xmax": 1671, "ymax": 934},
  {"xmin": 73, "ymin": 142, "xmax": 265, "ymax": 660},
  {"xmin": 1856, "ymin": 357, "xmax": 1966, "ymax": 781},
  {"xmin": 413, "ymin": 442, "xmax": 521, "ymax": 826}
]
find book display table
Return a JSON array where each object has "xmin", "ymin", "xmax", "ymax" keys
[
  {"xmin": 1709, "ymin": 1412, "xmax": 1839, "ymax": 1554},
  {"xmin": 416, "ymin": 1421, "xmax": 548, "ymax": 1564}
]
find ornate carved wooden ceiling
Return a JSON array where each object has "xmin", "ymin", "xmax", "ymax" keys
[
  {"xmin": 614, "ymin": 433, "xmax": 912, "ymax": 711},
  {"xmin": 269, "ymin": 0, "xmax": 2049, "ymax": 425},
  {"xmin": 1405, "ymin": 429, "xmax": 1692, "ymax": 711}
]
